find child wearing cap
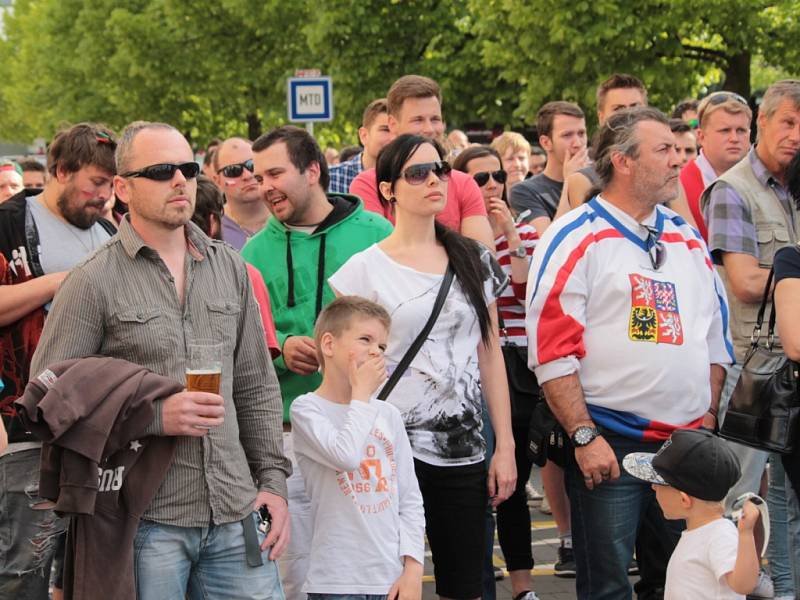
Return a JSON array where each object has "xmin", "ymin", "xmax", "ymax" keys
[{"xmin": 623, "ymin": 429, "xmax": 760, "ymax": 599}]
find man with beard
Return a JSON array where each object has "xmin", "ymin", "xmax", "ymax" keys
[
  {"xmin": 527, "ymin": 107, "xmax": 732, "ymax": 599},
  {"xmin": 0, "ymin": 123, "xmax": 118, "ymax": 599},
  {"xmin": 213, "ymin": 137, "xmax": 269, "ymax": 250},
  {"xmin": 30, "ymin": 121, "xmax": 290, "ymax": 599},
  {"xmin": 242, "ymin": 125, "xmax": 393, "ymax": 598}
]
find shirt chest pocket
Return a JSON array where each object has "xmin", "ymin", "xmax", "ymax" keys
[
  {"xmin": 108, "ymin": 308, "xmax": 169, "ymax": 362},
  {"xmin": 207, "ymin": 300, "xmax": 241, "ymax": 353},
  {"xmin": 756, "ymin": 226, "xmax": 790, "ymax": 268}
]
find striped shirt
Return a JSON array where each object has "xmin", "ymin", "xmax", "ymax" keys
[
  {"xmin": 495, "ymin": 223, "xmax": 538, "ymax": 346},
  {"xmin": 30, "ymin": 216, "xmax": 290, "ymax": 527}
]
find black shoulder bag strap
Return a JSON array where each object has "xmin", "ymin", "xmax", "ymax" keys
[
  {"xmin": 750, "ymin": 266, "xmax": 775, "ymax": 349},
  {"xmin": 377, "ymin": 264, "xmax": 454, "ymax": 401}
]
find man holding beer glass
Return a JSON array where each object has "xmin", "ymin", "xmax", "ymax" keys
[{"xmin": 31, "ymin": 121, "xmax": 290, "ymax": 600}]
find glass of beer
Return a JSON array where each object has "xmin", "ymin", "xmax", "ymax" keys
[{"xmin": 186, "ymin": 340, "xmax": 223, "ymax": 394}]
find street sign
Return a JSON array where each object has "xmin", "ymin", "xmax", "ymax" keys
[{"xmin": 287, "ymin": 77, "xmax": 333, "ymax": 123}]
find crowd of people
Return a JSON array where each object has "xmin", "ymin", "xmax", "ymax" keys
[{"xmin": 1, "ymin": 72, "xmax": 799, "ymax": 600}]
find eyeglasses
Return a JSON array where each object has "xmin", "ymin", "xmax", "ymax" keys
[
  {"xmin": 121, "ymin": 162, "xmax": 200, "ymax": 181},
  {"xmin": 473, "ymin": 170, "xmax": 507, "ymax": 186},
  {"xmin": 217, "ymin": 159, "xmax": 254, "ymax": 179},
  {"xmin": 402, "ymin": 161, "xmax": 451, "ymax": 185},
  {"xmin": 645, "ymin": 226, "xmax": 667, "ymax": 270}
]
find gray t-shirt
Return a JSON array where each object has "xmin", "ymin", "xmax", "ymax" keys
[
  {"xmin": 509, "ymin": 173, "xmax": 563, "ymax": 222},
  {"xmin": 28, "ymin": 197, "xmax": 112, "ymax": 274}
]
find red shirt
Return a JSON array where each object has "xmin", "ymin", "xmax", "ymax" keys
[
  {"xmin": 348, "ymin": 168, "xmax": 487, "ymax": 231},
  {"xmin": 245, "ymin": 264, "xmax": 281, "ymax": 359}
]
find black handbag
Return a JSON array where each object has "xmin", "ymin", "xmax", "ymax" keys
[
  {"xmin": 719, "ymin": 267, "xmax": 800, "ymax": 454},
  {"xmin": 498, "ymin": 315, "xmax": 540, "ymax": 426}
]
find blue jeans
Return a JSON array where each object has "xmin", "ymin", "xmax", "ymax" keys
[
  {"xmin": 307, "ymin": 595, "xmax": 386, "ymax": 600},
  {"xmin": 0, "ymin": 447, "xmax": 65, "ymax": 600},
  {"xmin": 787, "ymin": 477, "xmax": 800, "ymax": 594},
  {"xmin": 767, "ymin": 455, "xmax": 795, "ymax": 596},
  {"xmin": 133, "ymin": 513, "xmax": 284, "ymax": 600},
  {"xmin": 566, "ymin": 431, "xmax": 683, "ymax": 600}
]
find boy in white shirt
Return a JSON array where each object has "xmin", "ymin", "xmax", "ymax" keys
[
  {"xmin": 623, "ymin": 429, "xmax": 760, "ymax": 599},
  {"xmin": 290, "ymin": 296, "xmax": 425, "ymax": 599}
]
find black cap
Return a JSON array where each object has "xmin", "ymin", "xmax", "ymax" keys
[{"xmin": 623, "ymin": 429, "xmax": 741, "ymax": 501}]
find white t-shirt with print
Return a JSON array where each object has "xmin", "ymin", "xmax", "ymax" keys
[
  {"xmin": 290, "ymin": 394, "xmax": 425, "ymax": 594},
  {"xmin": 329, "ymin": 243, "xmax": 507, "ymax": 467},
  {"xmin": 665, "ymin": 518, "xmax": 742, "ymax": 600}
]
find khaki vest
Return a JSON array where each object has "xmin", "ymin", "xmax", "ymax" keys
[{"xmin": 700, "ymin": 155, "xmax": 799, "ymax": 360}]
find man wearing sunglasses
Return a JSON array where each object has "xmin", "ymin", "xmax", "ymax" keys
[
  {"xmin": 0, "ymin": 123, "xmax": 118, "ymax": 599},
  {"xmin": 349, "ymin": 75, "xmax": 494, "ymax": 250},
  {"xmin": 213, "ymin": 137, "xmax": 269, "ymax": 251},
  {"xmin": 678, "ymin": 92, "xmax": 752, "ymax": 242},
  {"xmin": 701, "ymin": 80, "xmax": 800, "ymax": 597},
  {"xmin": 30, "ymin": 121, "xmax": 291, "ymax": 600},
  {"xmin": 528, "ymin": 107, "xmax": 733, "ymax": 600}
]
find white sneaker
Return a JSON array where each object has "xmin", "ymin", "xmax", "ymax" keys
[
  {"xmin": 513, "ymin": 592, "xmax": 541, "ymax": 600},
  {"xmin": 539, "ymin": 495, "xmax": 552, "ymax": 514},
  {"xmin": 525, "ymin": 483, "xmax": 543, "ymax": 505},
  {"xmin": 747, "ymin": 568, "xmax": 774, "ymax": 599}
]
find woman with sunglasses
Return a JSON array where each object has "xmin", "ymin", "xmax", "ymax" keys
[
  {"xmin": 453, "ymin": 146, "xmax": 544, "ymax": 600},
  {"xmin": 329, "ymin": 135, "xmax": 516, "ymax": 600}
]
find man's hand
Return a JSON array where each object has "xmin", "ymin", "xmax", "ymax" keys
[
  {"xmin": 283, "ymin": 336, "xmax": 319, "ymax": 375},
  {"xmin": 488, "ymin": 447, "xmax": 517, "ymax": 507},
  {"xmin": 348, "ymin": 352, "xmax": 387, "ymax": 401},
  {"xmin": 161, "ymin": 391, "xmax": 224, "ymax": 436},
  {"xmin": 702, "ymin": 412, "xmax": 717, "ymax": 431},
  {"xmin": 574, "ymin": 435, "xmax": 620, "ymax": 489},
  {"xmin": 254, "ymin": 491, "xmax": 290, "ymax": 560},
  {"xmin": 562, "ymin": 148, "xmax": 590, "ymax": 180},
  {"xmin": 388, "ymin": 557, "xmax": 423, "ymax": 600}
]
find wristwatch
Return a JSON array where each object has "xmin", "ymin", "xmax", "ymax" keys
[
  {"xmin": 571, "ymin": 425, "xmax": 600, "ymax": 447},
  {"xmin": 509, "ymin": 245, "xmax": 527, "ymax": 259}
]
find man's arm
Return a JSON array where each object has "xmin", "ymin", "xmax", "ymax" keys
[
  {"xmin": 232, "ymin": 260, "xmax": 291, "ymax": 499},
  {"xmin": 460, "ymin": 215, "xmax": 496, "ymax": 250},
  {"xmin": 0, "ymin": 272, "xmax": 67, "ymax": 327},
  {"xmin": 721, "ymin": 252, "xmax": 770, "ymax": 304}
]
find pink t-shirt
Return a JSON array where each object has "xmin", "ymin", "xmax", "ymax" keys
[
  {"xmin": 348, "ymin": 167, "xmax": 487, "ymax": 231},
  {"xmin": 245, "ymin": 264, "xmax": 281, "ymax": 359}
]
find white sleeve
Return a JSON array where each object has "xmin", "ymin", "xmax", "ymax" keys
[
  {"xmin": 707, "ymin": 267, "xmax": 735, "ymax": 365},
  {"xmin": 392, "ymin": 407, "xmax": 426, "ymax": 566},
  {"xmin": 708, "ymin": 521, "xmax": 739, "ymax": 582},
  {"xmin": 290, "ymin": 397, "xmax": 380, "ymax": 472},
  {"xmin": 328, "ymin": 251, "xmax": 365, "ymax": 297},
  {"xmin": 525, "ymin": 220, "xmax": 589, "ymax": 384}
]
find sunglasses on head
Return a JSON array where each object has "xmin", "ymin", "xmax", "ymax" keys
[
  {"xmin": 402, "ymin": 161, "xmax": 451, "ymax": 185},
  {"xmin": 706, "ymin": 91, "xmax": 748, "ymax": 107},
  {"xmin": 473, "ymin": 170, "xmax": 507, "ymax": 186},
  {"xmin": 217, "ymin": 159, "xmax": 254, "ymax": 179},
  {"xmin": 121, "ymin": 162, "xmax": 200, "ymax": 181}
]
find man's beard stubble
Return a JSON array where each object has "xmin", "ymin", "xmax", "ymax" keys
[{"xmin": 57, "ymin": 184, "xmax": 104, "ymax": 230}]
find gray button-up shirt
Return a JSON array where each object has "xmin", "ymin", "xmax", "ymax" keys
[{"xmin": 30, "ymin": 217, "xmax": 290, "ymax": 527}]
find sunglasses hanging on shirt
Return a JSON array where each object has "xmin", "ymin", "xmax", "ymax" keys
[{"xmin": 644, "ymin": 226, "xmax": 667, "ymax": 270}]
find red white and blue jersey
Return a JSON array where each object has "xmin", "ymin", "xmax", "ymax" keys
[{"xmin": 526, "ymin": 196, "xmax": 734, "ymax": 441}]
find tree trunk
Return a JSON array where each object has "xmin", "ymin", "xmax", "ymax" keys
[
  {"xmin": 722, "ymin": 51, "xmax": 751, "ymax": 100},
  {"xmin": 247, "ymin": 113, "xmax": 262, "ymax": 141}
]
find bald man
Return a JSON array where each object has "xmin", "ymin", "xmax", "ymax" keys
[{"xmin": 213, "ymin": 137, "xmax": 270, "ymax": 250}]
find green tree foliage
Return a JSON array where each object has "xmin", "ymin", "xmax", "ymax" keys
[
  {"xmin": 1, "ymin": 0, "xmax": 798, "ymax": 144},
  {"xmin": 470, "ymin": 0, "xmax": 800, "ymax": 125}
]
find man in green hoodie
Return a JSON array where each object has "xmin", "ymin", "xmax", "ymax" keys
[
  {"xmin": 243, "ymin": 126, "xmax": 393, "ymax": 417},
  {"xmin": 243, "ymin": 125, "xmax": 393, "ymax": 598}
]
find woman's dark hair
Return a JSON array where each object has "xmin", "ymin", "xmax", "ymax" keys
[
  {"xmin": 376, "ymin": 134, "xmax": 493, "ymax": 344},
  {"xmin": 451, "ymin": 145, "xmax": 508, "ymax": 205}
]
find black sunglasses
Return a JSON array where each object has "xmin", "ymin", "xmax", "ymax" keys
[
  {"xmin": 218, "ymin": 159, "xmax": 254, "ymax": 179},
  {"xmin": 706, "ymin": 91, "xmax": 748, "ymax": 107},
  {"xmin": 402, "ymin": 161, "xmax": 451, "ymax": 186},
  {"xmin": 121, "ymin": 162, "xmax": 200, "ymax": 181},
  {"xmin": 473, "ymin": 170, "xmax": 508, "ymax": 187},
  {"xmin": 645, "ymin": 226, "xmax": 667, "ymax": 270}
]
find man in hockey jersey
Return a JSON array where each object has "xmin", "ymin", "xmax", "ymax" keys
[{"xmin": 527, "ymin": 106, "xmax": 733, "ymax": 600}]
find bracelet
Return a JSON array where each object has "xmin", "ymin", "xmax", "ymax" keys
[{"xmin": 707, "ymin": 407, "xmax": 718, "ymax": 417}]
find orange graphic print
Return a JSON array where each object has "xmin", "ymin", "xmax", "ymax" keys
[{"xmin": 336, "ymin": 427, "xmax": 397, "ymax": 514}]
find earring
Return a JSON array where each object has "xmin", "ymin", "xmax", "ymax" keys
[{"xmin": 390, "ymin": 196, "xmax": 397, "ymax": 203}]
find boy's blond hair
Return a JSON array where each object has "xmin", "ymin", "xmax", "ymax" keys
[{"xmin": 314, "ymin": 296, "xmax": 391, "ymax": 368}]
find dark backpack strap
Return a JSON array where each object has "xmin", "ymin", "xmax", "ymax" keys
[{"xmin": 377, "ymin": 264, "xmax": 454, "ymax": 401}]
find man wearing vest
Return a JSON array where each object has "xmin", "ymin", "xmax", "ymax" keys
[
  {"xmin": 682, "ymin": 92, "xmax": 752, "ymax": 241},
  {"xmin": 702, "ymin": 79, "xmax": 800, "ymax": 598}
]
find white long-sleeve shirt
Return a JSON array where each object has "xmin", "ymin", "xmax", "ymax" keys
[
  {"xmin": 290, "ymin": 393, "xmax": 425, "ymax": 594},
  {"xmin": 526, "ymin": 196, "xmax": 734, "ymax": 441}
]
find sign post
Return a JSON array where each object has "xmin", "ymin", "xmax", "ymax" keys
[{"xmin": 287, "ymin": 73, "xmax": 333, "ymax": 136}]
